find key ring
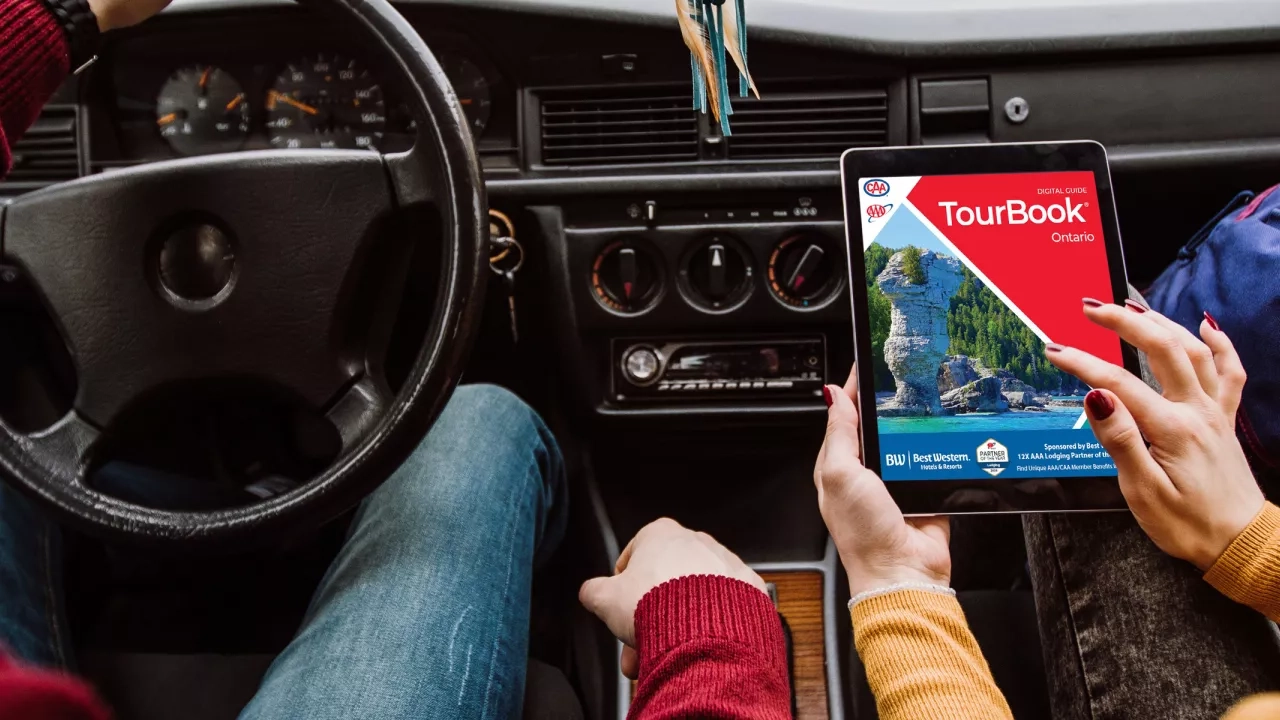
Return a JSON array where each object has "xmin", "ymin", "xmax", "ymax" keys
[{"xmin": 489, "ymin": 236, "xmax": 524, "ymax": 276}]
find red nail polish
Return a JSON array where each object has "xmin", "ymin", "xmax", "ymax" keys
[
  {"xmin": 1082, "ymin": 297, "xmax": 1105, "ymax": 308},
  {"xmin": 1124, "ymin": 299, "xmax": 1148, "ymax": 314},
  {"xmin": 1045, "ymin": 343, "xmax": 1066, "ymax": 353},
  {"xmin": 822, "ymin": 386, "xmax": 834, "ymax": 408},
  {"xmin": 1085, "ymin": 390, "xmax": 1115, "ymax": 421},
  {"xmin": 1204, "ymin": 311, "xmax": 1221, "ymax": 331}
]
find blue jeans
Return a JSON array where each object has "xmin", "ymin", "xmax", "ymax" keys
[{"xmin": 0, "ymin": 384, "xmax": 567, "ymax": 720}]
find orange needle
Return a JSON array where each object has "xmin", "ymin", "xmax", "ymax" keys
[
  {"xmin": 268, "ymin": 90, "xmax": 318, "ymax": 116},
  {"xmin": 199, "ymin": 67, "xmax": 213, "ymax": 91},
  {"xmin": 459, "ymin": 98, "xmax": 473, "ymax": 106},
  {"xmin": 156, "ymin": 112, "xmax": 178, "ymax": 126},
  {"xmin": 225, "ymin": 94, "xmax": 245, "ymax": 112}
]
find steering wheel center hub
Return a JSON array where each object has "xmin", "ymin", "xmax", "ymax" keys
[{"xmin": 157, "ymin": 222, "xmax": 237, "ymax": 306}]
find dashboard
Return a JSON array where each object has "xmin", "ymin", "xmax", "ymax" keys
[{"xmin": 92, "ymin": 13, "xmax": 517, "ymax": 168}]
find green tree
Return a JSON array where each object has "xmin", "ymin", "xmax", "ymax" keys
[
  {"xmin": 901, "ymin": 245, "xmax": 926, "ymax": 284},
  {"xmin": 945, "ymin": 267, "xmax": 1063, "ymax": 392},
  {"xmin": 864, "ymin": 243, "xmax": 897, "ymax": 392}
]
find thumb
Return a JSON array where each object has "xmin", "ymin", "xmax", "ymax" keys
[
  {"xmin": 1084, "ymin": 389, "xmax": 1170, "ymax": 508},
  {"xmin": 823, "ymin": 384, "xmax": 864, "ymax": 472},
  {"xmin": 579, "ymin": 576, "xmax": 633, "ymax": 645}
]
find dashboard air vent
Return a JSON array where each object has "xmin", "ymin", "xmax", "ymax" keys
[
  {"xmin": 540, "ymin": 86, "xmax": 698, "ymax": 166},
  {"xmin": 2, "ymin": 105, "xmax": 80, "ymax": 194},
  {"xmin": 726, "ymin": 86, "xmax": 889, "ymax": 160}
]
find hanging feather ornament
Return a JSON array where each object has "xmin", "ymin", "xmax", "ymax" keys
[{"xmin": 677, "ymin": 0, "xmax": 756, "ymax": 136}]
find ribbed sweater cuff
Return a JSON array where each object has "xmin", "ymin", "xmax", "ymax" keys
[
  {"xmin": 1205, "ymin": 502, "xmax": 1280, "ymax": 621},
  {"xmin": 635, "ymin": 574, "xmax": 782, "ymax": 671},
  {"xmin": 0, "ymin": 0, "xmax": 70, "ymax": 172},
  {"xmin": 850, "ymin": 585, "xmax": 963, "ymax": 623}
]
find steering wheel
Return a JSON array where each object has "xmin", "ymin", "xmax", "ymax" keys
[{"xmin": 0, "ymin": 0, "xmax": 487, "ymax": 545}]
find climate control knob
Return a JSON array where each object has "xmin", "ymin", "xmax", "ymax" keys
[
  {"xmin": 591, "ymin": 239, "xmax": 663, "ymax": 315},
  {"xmin": 767, "ymin": 232, "xmax": 844, "ymax": 310},
  {"xmin": 678, "ymin": 234, "xmax": 754, "ymax": 314}
]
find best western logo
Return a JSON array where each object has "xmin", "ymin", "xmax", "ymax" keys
[{"xmin": 937, "ymin": 198, "xmax": 1088, "ymax": 226}]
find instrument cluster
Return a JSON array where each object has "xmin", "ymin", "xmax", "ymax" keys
[{"xmin": 109, "ymin": 37, "xmax": 503, "ymax": 161}]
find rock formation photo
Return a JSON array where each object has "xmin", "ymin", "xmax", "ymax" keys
[{"xmin": 875, "ymin": 249, "xmax": 963, "ymax": 416}]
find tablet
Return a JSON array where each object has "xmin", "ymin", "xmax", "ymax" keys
[{"xmin": 840, "ymin": 141, "xmax": 1139, "ymax": 514}]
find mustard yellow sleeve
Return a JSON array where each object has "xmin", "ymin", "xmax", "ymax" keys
[
  {"xmin": 1205, "ymin": 502, "xmax": 1280, "ymax": 623},
  {"xmin": 851, "ymin": 590, "xmax": 1013, "ymax": 720},
  {"xmin": 1223, "ymin": 693, "xmax": 1280, "ymax": 720}
]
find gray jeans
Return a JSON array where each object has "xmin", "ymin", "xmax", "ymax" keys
[{"xmin": 1024, "ymin": 300, "xmax": 1280, "ymax": 719}]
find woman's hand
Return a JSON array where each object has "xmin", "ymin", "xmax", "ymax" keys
[
  {"xmin": 816, "ymin": 367, "xmax": 951, "ymax": 596},
  {"xmin": 1046, "ymin": 300, "xmax": 1265, "ymax": 570},
  {"xmin": 579, "ymin": 518, "xmax": 766, "ymax": 678},
  {"xmin": 87, "ymin": 0, "xmax": 174, "ymax": 32}
]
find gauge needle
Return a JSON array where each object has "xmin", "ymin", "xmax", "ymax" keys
[
  {"xmin": 156, "ymin": 112, "xmax": 179, "ymax": 126},
  {"xmin": 268, "ymin": 90, "xmax": 318, "ymax": 115},
  {"xmin": 225, "ymin": 94, "xmax": 245, "ymax": 112},
  {"xmin": 459, "ymin": 98, "xmax": 473, "ymax": 106},
  {"xmin": 199, "ymin": 67, "xmax": 213, "ymax": 93}
]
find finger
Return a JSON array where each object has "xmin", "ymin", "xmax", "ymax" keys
[
  {"xmin": 1082, "ymin": 302, "xmax": 1202, "ymax": 399},
  {"xmin": 579, "ymin": 577, "xmax": 613, "ymax": 619},
  {"xmin": 822, "ymin": 383, "xmax": 863, "ymax": 476},
  {"xmin": 621, "ymin": 646, "xmax": 639, "ymax": 680},
  {"xmin": 843, "ymin": 362, "xmax": 859, "ymax": 403},
  {"xmin": 907, "ymin": 515, "xmax": 950, "ymax": 547},
  {"xmin": 1045, "ymin": 344, "xmax": 1171, "ymax": 431},
  {"xmin": 615, "ymin": 535, "xmax": 637, "ymax": 575},
  {"xmin": 1130, "ymin": 303, "xmax": 1219, "ymax": 398},
  {"xmin": 1083, "ymin": 389, "xmax": 1174, "ymax": 504},
  {"xmin": 579, "ymin": 576, "xmax": 632, "ymax": 645},
  {"xmin": 1200, "ymin": 313, "xmax": 1247, "ymax": 418}
]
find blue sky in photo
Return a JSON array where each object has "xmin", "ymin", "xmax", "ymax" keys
[{"xmin": 872, "ymin": 204, "xmax": 953, "ymax": 258}]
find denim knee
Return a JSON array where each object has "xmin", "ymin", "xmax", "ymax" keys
[{"xmin": 364, "ymin": 384, "xmax": 565, "ymax": 546}]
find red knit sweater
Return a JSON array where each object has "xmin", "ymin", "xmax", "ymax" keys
[{"xmin": 0, "ymin": 0, "xmax": 790, "ymax": 714}]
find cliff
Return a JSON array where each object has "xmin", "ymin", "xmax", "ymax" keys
[{"xmin": 876, "ymin": 249, "xmax": 964, "ymax": 416}]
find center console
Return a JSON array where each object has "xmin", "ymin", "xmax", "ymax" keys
[{"xmin": 535, "ymin": 188, "xmax": 856, "ymax": 419}]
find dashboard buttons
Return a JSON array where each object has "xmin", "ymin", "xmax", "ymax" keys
[
  {"xmin": 678, "ymin": 234, "xmax": 754, "ymax": 314},
  {"xmin": 767, "ymin": 232, "xmax": 844, "ymax": 310},
  {"xmin": 591, "ymin": 239, "xmax": 663, "ymax": 315},
  {"xmin": 621, "ymin": 345, "xmax": 663, "ymax": 386}
]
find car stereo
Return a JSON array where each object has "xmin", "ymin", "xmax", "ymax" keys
[{"xmin": 610, "ymin": 337, "xmax": 826, "ymax": 403}]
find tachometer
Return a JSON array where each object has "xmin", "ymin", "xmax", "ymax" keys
[
  {"xmin": 266, "ymin": 54, "xmax": 386, "ymax": 150},
  {"xmin": 155, "ymin": 65, "xmax": 250, "ymax": 155},
  {"xmin": 440, "ymin": 53, "xmax": 491, "ymax": 136}
]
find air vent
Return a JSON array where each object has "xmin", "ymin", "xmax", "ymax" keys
[
  {"xmin": 540, "ymin": 86, "xmax": 698, "ymax": 167},
  {"xmin": 3, "ymin": 105, "xmax": 80, "ymax": 194},
  {"xmin": 726, "ymin": 86, "xmax": 889, "ymax": 160}
]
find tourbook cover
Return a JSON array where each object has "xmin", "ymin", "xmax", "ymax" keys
[{"xmin": 854, "ymin": 171, "xmax": 1122, "ymax": 481}]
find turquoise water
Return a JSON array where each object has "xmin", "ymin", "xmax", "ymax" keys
[{"xmin": 879, "ymin": 404, "xmax": 1087, "ymax": 434}]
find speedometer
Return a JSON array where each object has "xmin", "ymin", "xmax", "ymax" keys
[{"xmin": 266, "ymin": 54, "xmax": 386, "ymax": 150}]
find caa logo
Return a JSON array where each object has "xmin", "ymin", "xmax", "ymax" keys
[
  {"xmin": 863, "ymin": 179, "xmax": 890, "ymax": 197},
  {"xmin": 860, "ymin": 179, "xmax": 890, "ymax": 198}
]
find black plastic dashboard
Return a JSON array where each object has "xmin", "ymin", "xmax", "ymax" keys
[{"xmin": 14, "ymin": 0, "xmax": 1280, "ymax": 425}]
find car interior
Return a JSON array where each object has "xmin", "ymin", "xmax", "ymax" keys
[{"xmin": 2, "ymin": 0, "xmax": 1279, "ymax": 717}]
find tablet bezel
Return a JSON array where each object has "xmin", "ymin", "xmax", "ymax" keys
[{"xmin": 840, "ymin": 141, "xmax": 1138, "ymax": 515}]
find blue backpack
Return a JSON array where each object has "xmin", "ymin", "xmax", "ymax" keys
[{"xmin": 1145, "ymin": 185, "xmax": 1280, "ymax": 481}]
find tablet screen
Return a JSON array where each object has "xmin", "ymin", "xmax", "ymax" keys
[{"xmin": 855, "ymin": 171, "xmax": 1122, "ymax": 482}]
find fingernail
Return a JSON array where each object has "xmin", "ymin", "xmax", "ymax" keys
[
  {"xmin": 1204, "ymin": 311, "xmax": 1220, "ymax": 331},
  {"xmin": 1045, "ymin": 343, "xmax": 1066, "ymax": 353},
  {"xmin": 1082, "ymin": 297, "xmax": 1105, "ymax": 308},
  {"xmin": 822, "ymin": 385, "xmax": 834, "ymax": 408},
  {"xmin": 1124, "ymin": 299, "xmax": 1148, "ymax": 314},
  {"xmin": 1085, "ymin": 390, "xmax": 1115, "ymax": 420}
]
